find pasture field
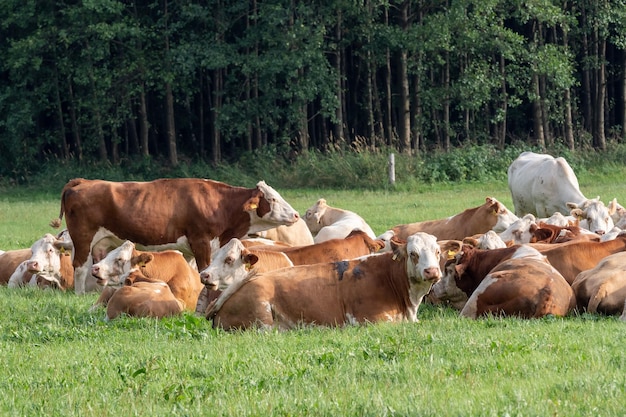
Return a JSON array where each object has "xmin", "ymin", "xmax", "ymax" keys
[{"xmin": 1, "ymin": 175, "xmax": 626, "ymax": 416}]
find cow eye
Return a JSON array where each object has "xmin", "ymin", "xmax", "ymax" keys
[{"xmin": 225, "ymin": 256, "xmax": 234, "ymax": 265}]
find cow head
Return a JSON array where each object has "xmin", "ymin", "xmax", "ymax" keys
[
  {"xmin": 497, "ymin": 214, "xmax": 537, "ymax": 244},
  {"xmin": 90, "ymin": 240, "xmax": 136, "ymax": 286},
  {"xmin": 392, "ymin": 232, "xmax": 442, "ymax": 284},
  {"xmin": 568, "ymin": 198, "xmax": 615, "ymax": 235},
  {"xmin": 486, "ymin": 197, "xmax": 519, "ymax": 233},
  {"xmin": 25, "ymin": 233, "xmax": 71, "ymax": 289},
  {"xmin": 463, "ymin": 231, "xmax": 508, "ymax": 250},
  {"xmin": 303, "ymin": 198, "xmax": 328, "ymax": 233},
  {"xmin": 430, "ymin": 258, "xmax": 469, "ymax": 310},
  {"xmin": 245, "ymin": 181, "xmax": 299, "ymax": 234},
  {"xmin": 200, "ymin": 238, "xmax": 258, "ymax": 290}
]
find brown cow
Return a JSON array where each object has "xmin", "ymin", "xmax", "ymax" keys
[
  {"xmin": 0, "ymin": 249, "xmax": 32, "ymax": 285},
  {"xmin": 537, "ymin": 236, "xmax": 626, "ymax": 284},
  {"xmin": 50, "ymin": 178, "xmax": 299, "ymax": 294},
  {"xmin": 571, "ymin": 252, "xmax": 626, "ymax": 315},
  {"xmin": 208, "ymin": 232, "xmax": 442, "ymax": 330},
  {"xmin": 90, "ymin": 241, "xmax": 203, "ymax": 311},
  {"xmin": 386, "ymin": 197, "xmax": 518, "ymax": 241},
  {"xmin": 105, "ymin": 279, "xmax": 184, "ymax": 321},
  {"xmin": 530, "ymin": 223, "xmax": 591, "ymax": 244},
  {"xmin": 460, "ymin": 246, "xmax": 575, "ymax": 319}
]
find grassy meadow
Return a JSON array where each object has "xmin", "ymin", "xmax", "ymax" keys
[{"xmin": 2, "ymin": 173, "xmax": 626, "ymax": 416}]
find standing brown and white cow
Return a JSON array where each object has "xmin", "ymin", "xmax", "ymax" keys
[
  {"xmin": 50, "ymin": 178, "xmax": 299, "ymax": 294},
  {"xmin": 208, "ymin": 232, "xmax": 442, "ymax": 330}
]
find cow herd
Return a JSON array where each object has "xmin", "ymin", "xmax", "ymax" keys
[{"xmin": 3, "ymin": 151, "xmax": 626, "ymax": 329}]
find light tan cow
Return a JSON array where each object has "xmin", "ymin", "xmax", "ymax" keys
[
  {"xmin": 91, "ymin": 241, "xmax": 203, "ymax": 311},
  {"xmin": 384, "ymin": 197, "xmax": 518, "ymax": 241},
  {"xmin": 571, "ymin": 252, "xmax": 626, "ymax": 315},
  {"xmin": 304, "ymin": 198, "xmax": 377, "ymax": 243},
  {"xmin": 105, "ymin": 278, "xmax": 184, "ymax": 321},
  {"xmin": 250, "ymin": 218, "xmax": 314, "ymax": 246},
  {"xmin": 208, "ymin": 232, "xmax": 442, "ymax": 330}
]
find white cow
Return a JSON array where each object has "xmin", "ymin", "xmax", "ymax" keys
[
  {"xmin": 508, "ymin": 151, "xmax": 615, "ymax": 235},
  {"xmin": 304, "ymin": 198, "xmax": 377, "ymax": 243},
  {"xmin": 497, "ymin": 214, "xmax": 537, "ymax": 244}
]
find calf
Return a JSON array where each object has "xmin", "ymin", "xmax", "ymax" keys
[
  {"xmin": 105, "ymin": 278, "xmax": 184, "ymax": 321},
  {"xmin": 0, "ymin": 249, "xmax": 32, "ymax": 285},
  {"xmin": 388, "ymin": 197, "xmax": 518, "ymax": 241},
  {"xmin": 208, "ymin": 233, "xmax": 442, "ymax": 330},
  {"xmin": 90, "ymin": 241, "xmax": 203, "ymax": 311},
  {"xmin": 571, "ymin": 252, "xmax": 626, "ymax": 315},
  {"xmin": 460, "ymin": 246, "xmax": 575, "ymax": 319},
  {"xmin": 304, "ymin": 198, "xmax": 377, "ymax": 243}
]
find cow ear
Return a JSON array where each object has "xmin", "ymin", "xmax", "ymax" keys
[
  {"xmin": 532, "ymin": 228, "xmax": 552, "ymax": 243},
  {"xmin": 570, "ymin": 208, "xmax": 584, "ymax": 219},
  {"xmin": 243, "ymin": 253, "xmax": 259, "ymax": 268},
  {"xmin": 390, "ymin": 241, "xmax": 407, "ymax": 261},
  {"xmin": 462, "ymin": 237, "xmax": 479, "ymax": 248},
  {"xmin": 608, "ymin": 198, "xmax": 618, "ymax": 215},
  {"xmin": 566, "ymin": 202, "xmax": 579, "ymax": 210},
  {"xmin": 243, "ymin": 196, "xmax": 261, "ymax": 212},
  {"xmin": 132, "ymin": 253, "xmax": 154, "ymax": 267}
]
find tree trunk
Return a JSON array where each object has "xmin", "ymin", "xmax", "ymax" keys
[
  {"xmin": 163, "ymin": 0, "xmax": 178, "ymax": 166},
  {"xmin": 66, "ymin": 78, "xmax": 83, "ymax": 160},
  {"xmin": 384, "ymin": 6, "xmax": 393, "ymax": 147},
  {"xmin": 498, "ymin": 52, "xmax": 507, "ymax": 148},
  {"xmin": 622, "ymin": 51, "xmax": 626, "ymax": 142},
  {"xmin": 210, "ymin": 69, "xmax": 222, "ymax": 164},
  {"xmin": 562, "ymin": 22, "xmax": 575, "ymax": 149},
  {"xmin": 333, "ymin": 11, "xmax": 344, "ymax": 143},
  {"xmin": 532, "ymin": 72, "xmax": 545, "ymax": 148},
  {"xmin": 397, "ymin": 1, "xmax": 411, "ymax": 154},
  {"xmin": 138, "ymin": 89, "xmax": 149, "ymax": 156},
  {"xmin": 53, "ymin": 68, "xmax": 69, "ymax": 159},
  {"xmin": 594, "ymin": 36, "xmax": 607, "ymax": 150}
]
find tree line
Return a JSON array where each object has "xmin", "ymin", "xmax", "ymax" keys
[{"xmin": 1, "ymin": 0, "xmax": 625, "ymax": 177}]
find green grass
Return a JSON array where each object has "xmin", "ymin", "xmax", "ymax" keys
[{"xmin": 2, "ymin": 176, "xmax": 626, "ymax": 416}]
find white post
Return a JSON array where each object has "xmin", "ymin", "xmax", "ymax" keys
[{"xmin": 389, "ymin": 153, "xmax": 396, "ymax": 186}]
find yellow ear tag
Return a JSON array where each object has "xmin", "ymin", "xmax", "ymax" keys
[
  {"xmin": 245, "ymin": 262, "xmax": 252, "ymax": 271},
  {"xmin": 447, "ymin": 250, "xmax": 457, "ymax": 260},
  {"xmin": 577, "ymin": 215, "xmax": 583, "ymax": 221},
  {"xmin": 138, "ymin": 261, "xmax": 146, "ymax": 268},
  {"xmin": 60, "ymin": 247, "xmax": 66, "ymax": 254},
  {"xmin": 249, "ymin": 204, "xmax": 258, "ymax": 210},
  {"xmin": 392, "ymin": 254, "xmax": 398, "ymax": 261},
  {"xmin": 491, "ymin": 210, "xmax": 498, "ymax": 216}
]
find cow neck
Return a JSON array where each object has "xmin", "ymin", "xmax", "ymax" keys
[
  {"xmin": 455, "ymin": 245, "xmax": 519, "ymax": 296},
  {"xmin": 216, "ymin": 186, "xmax": 258, "ymax": 245},
  {"xmin": 362, "ymin": 252, "xmax": 413, "ymax": 318}
]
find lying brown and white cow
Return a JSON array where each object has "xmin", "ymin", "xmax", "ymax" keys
[
  {"xmin": 384, "ymin": 197, "xmax": 518, "ymax": 241},
  {"xmin": 460, "ymin": 245, "xmax": 575, "ymax": 319},
  {"xmin": 304, "ymin": 198, "xmax": 377, "ymax": 243},
  {"xmin": 571, "ymin": 252, "xmax": 626, "ymax": 315},
  {"xmin": 7, "ymin": 233, "xmax": 74, "ymax": 290},
  {"xmin": 537, "ymin": 235, "xmax": 626, "ymax": 284},
  {"xmin": 0, "ymin": 248, "xmax": 32, "ymax": 285},
  {"xmin": 91, "ymin": 241, "xmax": 203, "ymax": 311},
  {"xmin": 197, "ymin": 231, "xmax": 385, "ymax": 314},
  {"xmin": 207, "ymin": 232, "xmax": 442, "ymax": 330},
  {"xmin": 105, "ymin": 278, "xmax": 184, "ymax": 321},
  {"xmin": 50, "ymin": 178, "xmax": 299, "ymax": 294}
]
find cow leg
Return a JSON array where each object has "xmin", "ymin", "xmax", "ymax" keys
[{"xmin": 73, "ymin": 263, "xmax": 89, "ymax": 295}]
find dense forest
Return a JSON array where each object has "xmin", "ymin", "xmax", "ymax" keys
[{"xmin": 1, "ymin": 0, "xmax": 625, "ymax": 178}]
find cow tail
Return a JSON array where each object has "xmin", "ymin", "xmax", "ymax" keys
[
  {"xmin": 587, "ymin": 283, "xmax": 610, "ymax": 314},
  {"xmin": 49, "ymin": 178, "xmax": 85, "ymax": 229}
]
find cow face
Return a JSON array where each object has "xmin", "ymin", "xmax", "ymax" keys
[
  {"xmin": 430, "ymin": 259, "xmax": 468, "ymax": 310},
  {"xmin": 90, "ymin": 240, "xmax": 135, "ymax": 286},
  {"xmin": 303, "ymin": 199, "xmax": 328, "ymax": 233},
  {"xmin": 568, "ymin": 198, "xmax": 615, "ymax": 235},
  {"xmin": 199, "ymin": 238, "xmax": 258, "ymax": 290},
  {"xmin": 246, "ymin": 181, "xmax": 299, "ymax": 234},
  {"xmin": 498, "ymin": 214, "xmax": 537, "ymax": 244},
  {"xmin": 487, "ymin": 197, "xmax": 519, "ymax": 233},
  {"xmin": 25, "ymin": 233, "xmax": 67, "ymax": 288},
  {"xmin": 403, "ymin": 232, "xmax": 442, "ymax": 283}
]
